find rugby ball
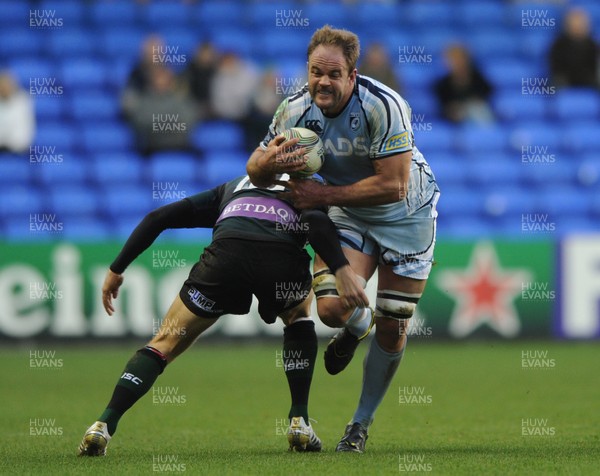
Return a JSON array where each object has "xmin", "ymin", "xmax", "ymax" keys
[{"xmin": 282, "ymin": 127, "xmax": 324, "ymax": 177}]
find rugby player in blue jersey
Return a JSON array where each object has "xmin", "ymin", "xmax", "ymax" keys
[
  {"xmin": 247, "ymin": 25, "xmax": 440, "ymax": 453},
  {"xmin": 77, "ymin": 174, "xmax": 367, "ymax": 456}
]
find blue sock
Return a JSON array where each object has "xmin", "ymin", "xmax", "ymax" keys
[{"xmin": 352, "ymin": 338, "xmax": 405, "ymax": 428}]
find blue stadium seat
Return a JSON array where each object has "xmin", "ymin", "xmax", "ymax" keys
[
  {"xmin": 576, "ymin": 154, "xmax": 600, "ymax": 187},
  {"xmin": 49, "ymin": 185, "xmax": 99, "ymax": 216},
  {"xmin": 8, "ymin": 58, "xmax": 55, "ymax": 90},
  {"xmin": 564, "ymin": 122, "xmax": 600, "ymax": 153},
  {"xmin": 35, "ymin": 96, "xmax": 65, "ymax": 121},
  {"xmin": 61, "ymin": 218, "xmax": 111, "ymax": 241},
  {"xmin": 0, "ymin": 186, "xmax": 43, "ymax": 217},
  {"xmin": 426, "ymin": 155, "xmax": 466, "ymax": 188},
  {"xmin": 458, "ymin": 125, "xmax": 509, "ymax": 155},
  {"xmin": 509, "ymin": 121, "xmax": 563, "ymax": 152},
  {"xmin": 416, "ymin": 29, "xmax": 463, "ymax": 57},
  {"xmin": 80, "ymin": 122, "xmax": 136, "ymax": 153},
  {"xmin": 415, "ymin": 123, "xmax": 458, "ymax": 155},
  {"xmin": 191, "ymin": 121, "xmax": 244, "ymax": 152},
  {"xmin": 397, "ymin": 64, "xmax": 444, "ymax": 97},
  {"xmin": 303, "ymin": 3, "xmax": 350, "ymax": 28},
  {"xmin": 202, "ymin": 152, "xmax": 248, "ymax": 187},
  {"xmin": 245, "ymin": 2, "xmax": 299, "ymax": 29},
  {"xmin": 60, "ymin": 59, "xmax": 107, "ymax": 91},
  {"xmin": 163, "ymin": 227, "xmax": 213, "ymax": 243},
  {"xmin": 197, "ymin": 1, "xmax": 247, "ymax": 29},
  {"xmin": 151, "ymin": 181, "xmax": 198, "ymax": 206},
  {"xmin": 103, "ymin": 184, "xmax": 153, "ymax": 219},
  {"xmin": 102, "ymin": 28, "xmax": 146, "ymax": 61},
  {"xmin": 535, "ymin": 186, "xmax": 590, "ymax": 218},
  {"xmin": 407, "ymin": 90, "xmax": 439, "ymax": 119},
  {"xmin": 590, "ymin": 193, "xmax": 600, "ymax": 218},
  {"xmin": 468, "ymin": 29, "xmax": 520, "ymax": 63},
  {"xmin": 364, "ymin": 31, "xmax": 411, "ymax": 64},
  {"xmin": 406, "ymin": 3, "xmax": 454, "ymax": 27},
  {"xmin": 111, "ymin": 214, "xmax": 143, "ymax": 239},
  {"xmin": 354, "ymin": 3, "xmax": 401, "ymax": 27},
  {"xmin": 48, "ymin": 29, "xmax": 96, "ymax": 58},
  {"xmin": 33, "ymin": 122, "xmax": 77, "ymax": 153},
  {"xmin": 208, "ymin": 29, "xmax": 255, "ymax": 59},
  {"xmin": 39, "ymin": 0, "xmax": 86, "ymax": 23},
  {"xmin": 70, "ymin": 92, "xmax": 120, "ymax": 121},
  {"xmin": 551, "ymin": 89, "xmax": 600, "ymax": 121},
  {"xmin": 480, "ymin": 60, "xmax": 537, "ymax": 89},
  {"xmin": 0, "ymin": 29, "xmax": 42, "ymax": 57},
  {"xmin": 149, "ymin": 152, "xmax": 199, "ymax": 182},
  {"xmin": 143, "ymin": 2, "xmax": 192, "ymax": 28},
  {"xmin": 255, "ymin": 30, "xmax": 309, "ymax": 62},
  {"xmin": 464, "ymin": 155, "xmax": 521, "ymax": 187},
  {"xmin": 0, "ymin": 1, "xmax": 31, "ymax": 25},
  {"xmin": 0, "ymin": 154, "xmax": 33, "ymax": 183},
  {"xmin": 437, "ymin": 216, "xmax": 493, "ymax": 239},
  {"xmin": 555, "ymin": 216, "xmax": 599, "ymax": 235},
  {"xmin": 37, "ymin": 157, "xmax": 88, "ymax": 185},
  {"xmin": 492, "ymin": 92, "xmax": 547, "ymax": 123},
  {"xmin": 92, "ymin": 152, "xmax": 144, "ymax": 185},
  {"xmin": 3, "ymin": 217, "xmax": 56, "ymax": 242},
  {"xmin": 435, "ymin": 185, "xmax": 486, "ymax": 217},
  {"xmin": 158, "ymin": 30, "xmax": 200, "ymax": 59},
  {"xmin": 90, "ymin": 2, "xmax": 139, "ymax": 27},
  {"xmin": 516, "ymin": 30, "xmax": 556, "ymax": 59},
  {"xmin": 483, "ymin": 186, "xmax": 534, "ymax": 217},
  {"xmin": 519, "ymin": 159, "xmax": 576, "ymax": 186},
  {"xmin": 456, "ymin": 1, "xmax": 509, "ymax": 28},
  {"xmin": 506, "ymin": 2, "xmax": 564, "ymax": 33}
]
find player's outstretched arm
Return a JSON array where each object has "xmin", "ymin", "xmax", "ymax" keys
[
  {"xmin": 246, "ymin": 135, "xmax": 307, "ymax": 187},
  {"xmin": 103, "ymin": 195, "xmax": 218, "ymax": 315}
]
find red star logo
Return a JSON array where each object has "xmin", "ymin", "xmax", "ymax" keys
[{"xmin": 436, "ymin": 242, "xmax": 531, "ymax": 338}]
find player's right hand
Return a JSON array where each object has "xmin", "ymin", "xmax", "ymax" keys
[
  {"xmin": 261, "ymin": 134, "xmax": 308, "ymax": 175},
  {"xmin": 102, "ymin": 269, "xmax": 124, "ymax": 316}
]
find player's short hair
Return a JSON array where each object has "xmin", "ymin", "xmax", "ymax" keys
[{"xmin": 307, "ymin": 25, "xmax": 360, "ymax": 73}]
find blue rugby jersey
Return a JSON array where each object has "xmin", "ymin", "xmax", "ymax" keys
[{"xmin": 261, "ymin": 75, "xmax": 439, "ymax": 223}]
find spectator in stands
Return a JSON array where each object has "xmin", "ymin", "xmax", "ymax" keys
[
  {"xmin": 434, "ymin": 43, "xmax": 494, "ymax": 124},
  {"xmin": 209, "ymin": 51, "xmax": 259, "ymax": 126},
  {"xmin": 244, "ymin": 68, "xmax": 281, "ymax": 151},
  {"xmin": 359, "ymin": 43, "xmax": 401, "ymax": 93},
  {"xmin": 0, "ymin": 71, "xmax": 35, "ymax": 154},
  {"xmin": 182, "ymin": 41, "xmax": 220, "ymax": 120},
  {"xmin": 549, "ymin": 7, "xmax": 598, "ymax": 89},
  {"xmin": 125, "ymin": 34, "xmax": 165, "ymax": 95},
  {"xmin": 123, "ymin": 65, "xmax": 198, "ymax": 157}
]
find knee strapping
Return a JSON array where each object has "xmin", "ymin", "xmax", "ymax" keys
[
  {"xmin": 312, "ymin": 268, "xmax": 366, "ymax": 299},
  {"xmin": 375, "ymin": 290, "xmax": 421, "ymax": 320}
]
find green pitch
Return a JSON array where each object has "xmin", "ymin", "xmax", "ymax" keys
[{"xmin": 1, "ymin": 340, "xmax": 598, "ymax": 475}]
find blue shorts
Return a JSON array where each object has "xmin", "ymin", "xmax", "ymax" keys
[{"xmin": 328, "ymin": 192, "xmax": 439, "ymax": 280}]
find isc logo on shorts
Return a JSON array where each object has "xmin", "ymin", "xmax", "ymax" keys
[{"xmin": 187, "ymin": 287, "xmax": 218, "ymax": 312}]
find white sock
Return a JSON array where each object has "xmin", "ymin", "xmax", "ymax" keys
[{"xmin": 345, "ymin": 307, "xmax": 372, "ymax": 339}]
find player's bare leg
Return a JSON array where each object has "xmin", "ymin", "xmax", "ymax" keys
[
  {"xmin": 337, "ymin": 267, "xmax": 428, "ymax": 453},
  {"xmin": 278, "ymin": 294, "xmax": 321, "ymax": 452},
  {"xmin": 78, "ymin": 296, "xmax": 216, "ymax": 456},
  {"xmin": 314, "ymin": 249, "xmax": 377, "ymax": 375}
]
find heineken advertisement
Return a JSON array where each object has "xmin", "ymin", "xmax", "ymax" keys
[{"xmin": 0, "ymin": 237, "xmax": 595, "ymax": 340}]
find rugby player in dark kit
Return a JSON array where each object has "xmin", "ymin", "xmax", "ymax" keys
[{"xmin": 78, "ymin": 169, "xmax": 368, "ymax": 456}]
